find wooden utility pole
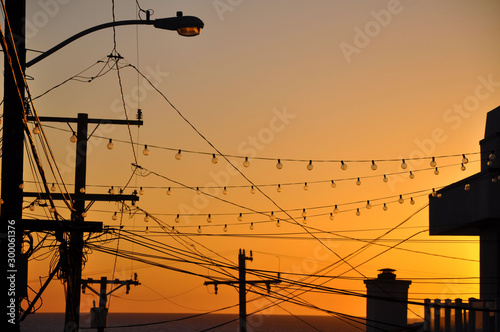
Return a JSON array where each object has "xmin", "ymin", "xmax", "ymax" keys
[{"xmin": 204, "ymin": 249, "xmax": 281, "ymax": 332}]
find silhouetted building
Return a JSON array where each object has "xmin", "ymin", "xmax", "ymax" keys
[{"xmin": 364, "ymin": 268, "xmax": 412, "ymax": 332}]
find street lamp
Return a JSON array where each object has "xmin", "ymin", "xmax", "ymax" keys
[{"xmin": 26, "ymin": 11, "xmax": 204, "ymax": 67}]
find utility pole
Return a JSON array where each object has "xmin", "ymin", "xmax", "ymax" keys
[
  {"xmin": 81, "ymin": 274, "xmax": 140, "ymax": 332},
  {"xmin": 204, "ymin": 249, "xmax": 281, "ymax": 332},
  {"xmin": 1, "ymin": 1, "xmax": 26, "ymax": 331}
]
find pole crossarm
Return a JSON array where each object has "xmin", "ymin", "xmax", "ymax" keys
[
  {"xmin": 82, "ymin": 275, "xmax": 140, "ymax": 296},
  {"xmin": 204, "ymin": 279, "xmax": 281, "ymax": 294}
]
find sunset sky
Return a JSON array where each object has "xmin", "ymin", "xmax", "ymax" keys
[{"xmin": 9, "ymin": 0, "xmax": 500, "ymax": 326}]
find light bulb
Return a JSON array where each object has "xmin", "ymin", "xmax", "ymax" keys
[
  {"xmin": 175, "ymin": 214, "xmax": 180, "ymax": 223},
  {"xmin": 331, "ymin": 180, "xmax": 336, "ymax": 188},
  {"xmin": 341, "ymin": 161, "xmax": 347, "ymax": 170},
  {"xmin": 0, "ymin": 198, "xmax": 3, "ymax": 205},
  {"xmin": 112, "ymin": 212, "xmax": 117, "ymax": 220},
  {"xmin": 437, "ymin": 193, "xmax": 442, "ymax": 198},
  {"xmin": 171, "ymin": 226, "xmax": 176, "ymax": 234},
  {"xmin": 398, "ymin": 195, "xmax": 404, "ymax": 204},
  {"xmin": 465, "ymin": 183, "xmax": 471, "ymax": 191},
  {"xmin": 250, "ymin": 186, "xmax": 256, "ymax": 194},
  {"xmin": 492, "ymin": 176, "xmax": 498, "ymax": 183},
  {"xmin": 276, "ymin": 220, "xmax": 280, "ymax": 227},
  {"xmin": 223, "ymin": 224, "xmax": 228, "ymax": 232},
  {"xmin": 371, "ymin": 160, "xmax": 377, "ymax": 170},
  {"xmin": 409, "ymin": 171, "xmax": 415, "ymax": 179},
  {"xmin": 356, "ymin": 208, "xmax": 360, "ymax": 216},
  {"xmin": 410, "ymin": 197, "xmax": 415, "ymax": 205},
  {"xmin": 401, "ymin": 159, "xmax": 408, "ymax": 169},
  {"xmin": 29, "ymin": 204, "xmax": 35, "ymax": 211},
  {"xmin": 334, "ymin": 205, "xmax": 339, "ymax": 214},
  {"xmin": 144, "ymin": 214, "xmax": 149, "ymax": 222},
  {"xmin": 488, "ymin": 159, "xmax": 493, "ymax": 166},
  {"xmin": 243, "ymin": 157, "xmax": 250, "ymax": 167},
  {"xmin": 270, "ymin": 211, "xmax": 275, "ymax": 220},
  {"xmin": 303, "ymin": 182, "xmax": 309, "ymax": 191},
  {"xmin": 175, "ymin": 149, "xmax": 182, "ymax": 160},
  {"xmin": 383, "ymin": 174, "xmax": 388, "ymax": 183},
  {"xmin": 356, "ymin": 178, "xmax": 361, "ymax": 186},
  {"xmin": 143, "ymin": 145, "xmax": 150, "ymax": 156},
  {"xmin": 383, "ymin": 203, "xmax": 388, "ymax": 211},
  {"xmin": 250, "ymin": 222, "xmax": 254, "ymax": 230},
  {"xmin": 49, "ymin": 207, "xmax": 55, "ymax": 213},
  {"xmin": 51, "ymin": 183, "xmax": 56, "ymax": 192},
  {"xmin": 19, "ymin": 183, "xmax": 24, "ymax": 190},
  {"xmin": 462, "ymin": 154, "xmax": 468, "ymax": 164},
  {"xmin": 207, "ymin": 214, "xmax": 213, "ymax": 223},
  {"xmin": 82, "ymin": 211, "xmax": 87, "ymax": 218},
  {"xmin": 167, "ymin": 187, "xmax": 172, "ymax": 195},
  {"xmin": 276, "ymin": 159, "xmax": 283, "ymax": 169},
  {"xmin": 489, "ymin": 151, "xmax": 496, "ymax": 160},
  {"xmin": 366, "ymin": 200, "xmax": 371, "ymax": 209},
  {"xmin": 109, "ymin": 186, "xmax": 116, "ymax": 195},
  {"xmin": 307, "ymin": 160, "xmax": 313, "ymax": 171},
  {"xmin": 302, "ymin": 216, "xmax": 307, "ymax": 224},
  {"xmin": 277, "ymin": 184, "xmax": 282, "ymax": 193},
  {"xmin": 198, "ymin": 226, "xmax": 202, "ymax": 233},
  {"xmin": 432, "ymin": 188, "xmax": 437, "ymax": 197},
  {"xmin": 196, "ymin": 187, "xmax": 201, "ymax": 195},
  {"xmin": 33, "ymin": 124, "xmax": 40, "ymax": 135},
  {"xmin": 212, "ymin": 154, "xmax": 218, "ymax": 164},
  {"xmin": 329, "ymin": 212, "xmax": 334, "ymax": 220},
  {"xmin": 80, "ymin": 187, "xmax": 85, "ymax": 193},
  {"xmin": 223, "ymin": 187, "xmax": 228, "ymax": 195},
  {"xmin": 430, "ymin": 157, "xmax": 437, "ymax": 167},
  {"xmin": 302, "ymin": 208, "xmax": 307, "ymax": 217},
  {"xmin": 461, "ymin": 163, "xmax": 466, "ymax": 171},
  {"xmin": 139, "ymin": 187, "xmax": 144, "ymax": 195},
  {"xmin": 434, "ymin": 167, "xmax": 439, "ymax": 175},
  {"xmin": 70, "ymin": 133, "xmax": 77, "ymax": 143},
  {"xmin": 145, "ymin": 226, "xmax": 149, "ymax": 234},
  {"xmin": 238, "ymin": 213, "xmax": 243, "ymax": 222},
  {"xmin": 107, "ymin": 139, "xmax": 114, "ymax": 150}
]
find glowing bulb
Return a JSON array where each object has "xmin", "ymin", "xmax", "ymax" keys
[
  {"xmin": 270, "ymin": 211, "xmax": 275, "ymax": 220},
  {"xmin": 366, "ymin": 200, "xmax": 371, "ymax": 209},
  {"xmin": 107, "ymin": 139, "xmax": 114, "ymax": 150},
  {"xmin": 238, "ymin": 213, "xmax": 243, "ymax": 222},
  {"xmin": 223, "ymin": 187, "xmax": 228, "ymax": 195},
  {"xmin": 29, "ymin": 204, "xmax": 35, "ymax": 211},
  {"xmin": 331, "ymin": 180, "xmax": 336, "ymax": 188},
  {"xmin": 198, "ymin": 226, "xmax": 202, "ymax": 233},
  {"xmin": 145, "ymin": 226, "xmax": 149, "ymax": 234},
  {"xmin": 383, "ymin": 203, "xmax": 388, "ymax": 211},
  {"xmin": 329, "ymin": 212, "xmax": 334, "ymax": 220},
  {"xmin": 277, "ymin": 184, "xmax": 282, "ymax": 193},
  {"xmin": 223, "ymin": 224, "xmax": 228, "ymax": 232},
  {"xmin": 341, "ymin": 161, "xmax": 347, "ymax": 170},
  {"xmin": 398, "ymin": 195, "xmax": 404, "ymax": 204},
  {"xmin": 250, "ymin": 222, "xmax": 254, "ymax": 230},
  {"xmin": 196, "ymin": 187, "xmax": 201, "ymax": 195},
  {"xmin": 302, "ymin": 208, "xmax": 307, "ymax": 217},
  {"xmin": 243, "ymin": 157, "xmax": 250, "ymax": 167},
  {"xmin": 167, "ymin": 187, "xmax": 172, "ymax": 195},
  {"xmin": 207, "ymin": 214, "xmax": 213, "ymax": 223},
  {"xmin": 302, "ymin": 216, "xmax": 307, "ymax": 224},
  {"xmin": 410, "ymin": 197, "xmax": 415, "ymax": 205},
  {"xmin": 79, "ymin": 187, "xmax": 85, "ymax": 193},
  {"xmin": 465, "ymin": 183, "xmax": 471, "ymax": 191},
  {"xmin": 462, "ymin": 154, "xmax": 468, "ymax": 164},
  {"xmin": 144, "ymin": 214, "xmax": 149, "ymax": 222},
  {"xmin": 51, "ymin": 183, "xmax": 56, "ymax": 192},
  {"xmin": 461, "ymin": 163, "xmax": 466, "ymax": 171},
  {"xmin": 33, "ymin": 124, "xmax": 40, "ymax": 135},
  {"xmin": 171, "ymin": 226, "xmax": 176, "ymax": 234},
  {"xmin": 139, "ymin": 187, "xmax": 144, "ymax": 195},
  {"xmin": 307, "ymin": 160, "xmax": 313, "ymax": 171},
  {"xmin": 143, "ymin": 145, "xmax": 150, "ymax": 156},
  {"xmin": 401, "ymin": 159, "xmax": 408, "ymax": 169},
  {"xmin": 409, "ymin": 171, "xmax": 415, "ymax": 179},
  {"xmin": 334, "ymin": 205, "xmax": 339, "ymax": 214},
  {"xmin": 489, "ymin": 151, "xmax": 496, "ymax": 160},
  {"xmin": 175, "ymin": 214, "xmax": 180, "ymax": 223},
  {"xmin": 175, "ymin": 149, "xmax": 182, "ymax": 160},
  {"xmin": 430, "ymin": 157, "xmax": 437, "ymax": 167},
  {"xmin": 109, "ymin": 186, "xmax": 116, "ymax": 195},
  {"xmin": 434, "ymin": 167, "xmax": 439, "ymax": 175},
  {"xmin": 371, "ymin": 160, "xmax": 377, "ymax": 170},
  {"xmin": 112, "ymin": 212, "xmax": 118, "ymax": 220},
  {"xmin": 356, "ymin": 178, "xmax": 361, "ymax": 186},
  {"xmin": 19, "ymin": 183, "xmax": 24, "ymax": 190},
  {"xmin": 356, "ymin": 208, "xmax": 360, "ymax": 216},
  {"xmin": 431, "ymin": 188, "xmax": 437, "ymax": 197},
  {"xmin": 276, "ymin": 159, "xmax": 283, "ymax": 169},
  {"xmin": 488, "ymin": 159, "xmax": 493, "ymax": 166},
  {"xmin": 70, "ymin": 133, "xmax": 77, "ymax": 143},
  {"xmin": 383, "ymin": 174, "xmax": 388, "ymax": 183},
  {"xmin": 82, "ymin": 211, "xmax": 87, "ymax": 218},
  {"xmin": 212, "ymin": 154, "xmax": 218, "ymax": 164},
  {"xmin": 250, "ymin": 186, "xmax": 256, "ymax": 194},
  {"xmin": 276, "ymin": 220, "xmax": 280, "ymax": 227},
  {"xmin": 492, "ymin": 176, "xmax": 498, "ymax": 183},
  {"xmin": 303, "ymin": 182, "xmax": 309, "ymax": 191}
]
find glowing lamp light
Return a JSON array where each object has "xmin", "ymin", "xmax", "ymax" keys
[
  {"xmin": 153, "ymin": 11, "xmax": 204, "ymax": 37},
  {"xmin": 107, "ymin": 139, "xmax": 114, "ymax": 150},
  {"xmin": 307, "ymin": 160, "xmax": 313, "ymax": 171},
  {"xmin": 175, "ymin": 149, "xmax": 182, "ymax": 160},
  {"xmin": 401, "ymin": 159, "xmax": 408, "ymax": 169},
  {"xmin": 143, "ymin": 145, "xmax": 150, "ymax": 156},
  {"xmin": 70, "ymin": 133, "xmax": 77, "ymax": 143},
  {"xmin": 243, "ymin": 157, "xmax": 250, "ymax": 167},
  {"xmin": 371, "ymin": 160, "xmax": 377, "ymax": 170},
  {"xmin": 276, "ymin": 159, "xmax": 283, "ymax": 169}
]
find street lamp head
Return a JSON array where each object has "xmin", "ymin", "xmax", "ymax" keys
[{"xmin": 153, "ymin": 11, "xmax": 204, "ymax": 37}]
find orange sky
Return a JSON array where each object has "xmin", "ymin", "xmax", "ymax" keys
[{"xmin": 5, "ymin": 0, "xmax": 500, "ymax": 325}]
